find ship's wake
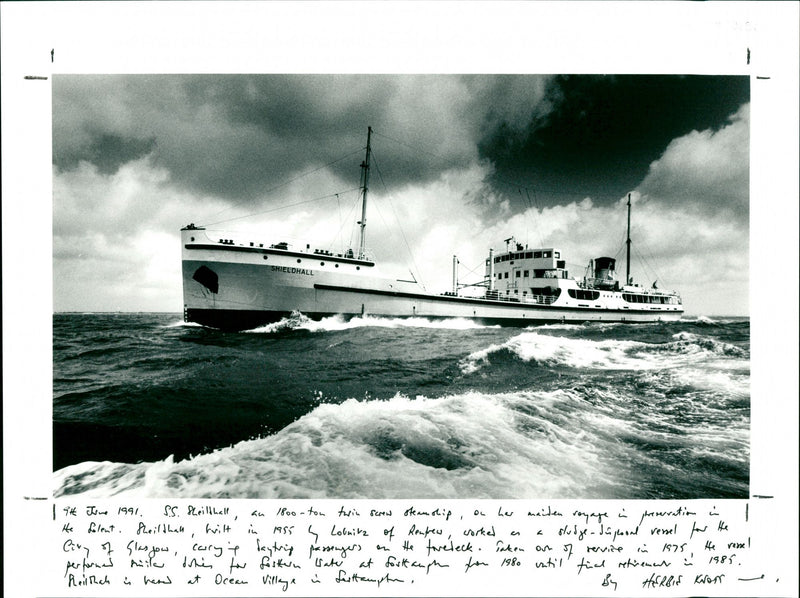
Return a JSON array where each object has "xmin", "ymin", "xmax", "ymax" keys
[{"xmin": 246, "ymin": 312, "xmax": 495, "ymax": 333}]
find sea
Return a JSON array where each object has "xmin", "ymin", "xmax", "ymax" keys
[{"xmin": 53, "ymin": 313, "xmax": 750, "ymax": 499}]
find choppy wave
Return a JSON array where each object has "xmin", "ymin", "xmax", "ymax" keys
[
  {"xmin": 53, "ymin": 380, "xmax": 748, "ymax": 500},
  {"xmin": 53, "ymin": 313, "xmax": 750, "ymax": 499},
  {"xmin": 460, "ymin": 330, "xmax": 748, "ymax": 374},
  {"xmin": 667, "ymin": 331, "xmax": 748, "ymax": 358},
  {"xmin": 52, "ymin": 390, "xmax": 617, "ymax": 499}
]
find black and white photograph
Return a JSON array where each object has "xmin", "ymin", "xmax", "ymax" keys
[
  {"xmin": 51, "ymin": 73, "xmax": 752, "ymax": 500},
  {"xmin": 2, "ymin": 2, "xmax": 797, "ymax": 597}
]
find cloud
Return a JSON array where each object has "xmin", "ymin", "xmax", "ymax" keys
[
  {"xmin": 52, "ymin": 75, "xmax": 556, "ymax": 207},
  {"xmin": 52, "ymin": 77, "xmax": 749, "ymax": 315},
  {"xmin": 638, "ymin": 103, "xmax": 750, "ymax": 221}
]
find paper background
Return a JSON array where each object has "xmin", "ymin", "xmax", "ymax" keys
[{"xmin": 2, "ymin": 2, "xmax": 797, "ymax": 596}]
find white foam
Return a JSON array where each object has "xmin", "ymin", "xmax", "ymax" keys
[
  {"xmin": 460, "ymin": 332, "xmax": 654, "ymax": 373},
  {"xmin": 247, "ymin": 312, "xmax": 495, "ymax": 334},
  {"xmin": 161, "ymin": 319, "xmax": 203, "ymax": 328},
  {"xmin": 54, "ymin": 389, "xmax": 633, "ymax": 499},
  {"xmin": 460, "ymin": 329, "xmax": 748, "ymax": 374}
]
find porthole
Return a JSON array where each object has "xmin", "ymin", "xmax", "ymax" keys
[
  {"xmin": 263, "ymin": 255, "xmax": 268, "ymax": 260},
  {"xmin": 190, "ymin": 237, "xmax": 195, "ymax": 242},
  {"xmin": 297, "ymin": 259, "xmax": 302, "ymax": 263},
  {"xmin": 320, "ymin": 262, "xmax": 325, "ymax": 266},
  {"xmin": 335, "ymin": 264, "xmax": 339, "ymax": 268},
  {"xmin": 356, "ymin": 266, "xmax": 360, "ymax": 270}
]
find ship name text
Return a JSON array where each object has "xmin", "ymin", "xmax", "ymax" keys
[{"xmin": 272, "ymin": 266, "xmax": 314, "ymax": 276}]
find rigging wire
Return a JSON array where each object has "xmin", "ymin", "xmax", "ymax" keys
[
  {"xmin": 199, "ymin": 147, "xmax": 364, "ymax": 226},
  {"xmin": 633, "ymin": 244, "xmax": 666, "ymax": 287},
  {"xmin": 518, "ymin": 189, "xmax": 530, "ymax": 245},
  {"xmin": 606, "ymin": 219, "xmax": 669, "ymax": 287},
  {"xmin": 455, "ymin": 258, "xmax": 489, "ymax": 288},
  {"xmin": 492, "ymin": 174, "xmax": 627, "ymax": 201},
  {"xmin": 371, "ymin": 130, "xmax": 439, "ymax": 159},
  {"xmin": 324, "ymin": 191, "xmax": 362, "ymax": 255},
  {"xmin": 524, "ymin": 187, "xmax": 545, "ymax": 247},
  {"xmin": 202, "ymin": 188, "xmax": 360, "ymax": 227},
  {"xmin": 370, "ymin": 148, "xmax": 427, "ymax": 290}
]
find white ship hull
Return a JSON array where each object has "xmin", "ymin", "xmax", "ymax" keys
[{"xmin": 182, "ymin": 228, "xmax": 683, "ymax": 331}]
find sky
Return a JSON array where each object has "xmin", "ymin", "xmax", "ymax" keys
[{"xmin": 52, "ymin": 74, "xmax": 750, "ymax": 315}]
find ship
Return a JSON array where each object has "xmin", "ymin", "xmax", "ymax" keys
[{"xmin": 181, "ymin": 127, "xmax": 683, "ymax": 331}]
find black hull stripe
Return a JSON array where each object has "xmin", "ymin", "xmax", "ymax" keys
[
  {"xmin": 185, "ymin": 244, "xmax": 374, "ymax": 267},
  {"xmin": 313, "ymin": 283, "xmax": 682, "ymax": 315}
]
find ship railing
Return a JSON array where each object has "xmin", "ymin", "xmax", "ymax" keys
[
  {"xmin": 206, "ymin": 232, "xmax": 375, "ymax": 262},
  {"xmin": 623, "ymin": 286, "xmax": 682, "ymax": 297}
]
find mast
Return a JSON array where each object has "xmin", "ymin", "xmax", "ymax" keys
[
  {"xmin": 488, "ymin": 248, "xmax": 495, "ymax": 292},
  {"xmin": 357, "ymin": 126, "xmax": 372, "ymax": 260},
  {"xmin": 452, "ymin": 255, "xmax": 458, "ymax": 294},
  {"xmin": 626, "ymin": 192, "xmax": 632, "ymax": 285}
]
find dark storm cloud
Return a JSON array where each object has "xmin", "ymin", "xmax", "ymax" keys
[
  {"xmin": 481, "ymin": 75, "xmax": 750, "ymax": 206},
  {"xmin": 52, "ymin": 74, "xmax": 748, "ymax": 222},
  {"xmin": 57, "ymin": 133, "xmax": 157, "ymax": 175},
  {"xmin": 52, "ymin": 74, "xmax": 553, "ymax": 205}
]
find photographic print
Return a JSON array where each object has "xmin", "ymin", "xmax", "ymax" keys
[{"xmin": 51, "ymin": 74, "xmax": 751, "ymax": 499}]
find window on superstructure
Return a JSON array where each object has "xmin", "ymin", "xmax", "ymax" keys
[
  {"xmin": 555, "ymin": 252, "xmax": 560, "ymax": 258},
  {"xmin": 504, "ymin": 272, "xmax": 509, "ymax": 279},
  {"xmin": 525, "ymin": 252, "xmax": 533, "ymax": 259},
  {"xmin": 568, "ymin": 289, "xmax": 600, "ymax": 301},
  {"xmin": 543, "ymin": 251, "xmax": 552, "ymax": 258},
  {"xmin": 516, "ymin": 271, "xmax": 521, "ymax": 278},
  {"xmin": 523, "ymin": 270, "xmax": 529, "ymax": 277},
  {"xmin": 534, "ymin": 251, "xmax": 542, "ymax": 258}
]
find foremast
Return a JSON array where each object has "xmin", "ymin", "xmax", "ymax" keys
[{"xmin": 357, "ymin": 126, "xmax": 372, "ymax": 261}]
